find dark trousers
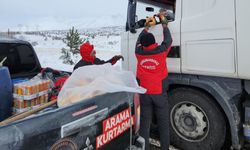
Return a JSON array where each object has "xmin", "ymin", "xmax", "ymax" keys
[{"xmin": 139, "ymin": 93, "xmax": 169, "ymax": 150}]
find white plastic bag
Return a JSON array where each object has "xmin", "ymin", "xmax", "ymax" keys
[{"xmin": 57, "ymin": 64, "xmax": 146, "ymax": 107}]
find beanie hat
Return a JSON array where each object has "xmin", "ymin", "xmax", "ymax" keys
[
  {"xmin": 140, "ymin": 33, "xmax": 156, "ymax": 47},
  {"xmin": 80, "ymin": 42, "xmax": 95, "ymax": 63}
]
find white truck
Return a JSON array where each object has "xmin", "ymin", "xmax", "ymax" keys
[{"xmin": 122, "ymin": 0, "xmax": 250, "ymax": 149}]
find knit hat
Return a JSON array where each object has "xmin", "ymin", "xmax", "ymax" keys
[
  {"xmin": 140, "ymin": 33, "xmax": 156, "ymax": 47},
  {"xmin": 80, "ymin": 42, "xmax": 95, "ymax": 63}
]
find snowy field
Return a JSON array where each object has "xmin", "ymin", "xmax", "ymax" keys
[{"xmin": 12, "ymin": 26, "xmax": 123, "ymax": 72}]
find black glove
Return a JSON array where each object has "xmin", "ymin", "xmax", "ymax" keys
[{"xmin": 109, "ymin": 55, "xmax": 124, "ymax": 65}]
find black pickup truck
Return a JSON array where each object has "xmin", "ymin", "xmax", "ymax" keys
[{"xmin": 0, "ymin": 38, "xmax": 144, "ymax": 150}]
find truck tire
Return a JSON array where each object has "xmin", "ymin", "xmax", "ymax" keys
[{"xmin": 168, "ymin": 88, "xmax": 226, "ymax": 150}]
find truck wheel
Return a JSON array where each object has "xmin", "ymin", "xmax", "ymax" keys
[{"xmin": 168, "ymin": 88, "xmax": 227, "ymax": 150}]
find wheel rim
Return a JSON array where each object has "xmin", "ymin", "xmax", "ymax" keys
[{"xmin": 170, "ymin": 101, "xmax": 209, "ymax": 142}]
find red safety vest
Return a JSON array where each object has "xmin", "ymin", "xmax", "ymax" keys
[{"xmin": 136, "ymin": 43, "xmax": 171, "ymax": 94}]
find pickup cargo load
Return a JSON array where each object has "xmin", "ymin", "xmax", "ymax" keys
[{"xmin": 0, "ymin": 38, "xmax": 144, "ymax": 150}]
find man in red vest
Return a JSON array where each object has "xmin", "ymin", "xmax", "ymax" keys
[{"xmin": 135, "ymin": 10, "xmax": 172, "ymax": 150}]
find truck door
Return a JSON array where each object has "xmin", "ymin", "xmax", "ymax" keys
[
  {"xmin": 180, "ymin": 0, "xmax": 237, "ymax": 78},
  {"xmin": 123, "ymin": 0, "xmax": 181, "ymax": 74}
]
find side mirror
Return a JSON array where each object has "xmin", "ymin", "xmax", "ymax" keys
[{"xmin": 146, "ymin": 7, "xmax": 154, "ymax": 12}]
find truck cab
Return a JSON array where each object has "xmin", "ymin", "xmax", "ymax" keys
[
  {"xmin": 0, "ymin": 38, "xmax": 41, "ymax": 79},
  {"xmin": 122, "ymin": 0, "xmax": 250, "ymax": 149}
]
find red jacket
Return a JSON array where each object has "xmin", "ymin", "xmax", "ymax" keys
[{"xmin": 135, "ymin": 27, "xmax": 172, "ymax": 94}]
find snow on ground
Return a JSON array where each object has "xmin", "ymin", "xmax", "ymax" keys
[{"xmin": 13, "ymin": 26, "xmax": 123, "ymax": 72}]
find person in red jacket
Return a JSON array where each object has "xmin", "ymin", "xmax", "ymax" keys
[
  {"xmin": 73, "ymin": 42, "xmax": 123, "ymax": 70},
  {"xmin": 135, "ymin": 11, "xmax": 172, "ymax": 150}
]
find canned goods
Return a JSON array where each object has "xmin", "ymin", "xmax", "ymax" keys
[
  {"xmin": 45, "ymin": 94, "xmax": 48, "ymax": 102},
  {"xmin": 39, "ymin": 81, "xmax": 43, "ymax": 92},
  {"xmin": 17, "ymin": 85, "xmax": 23, "ymax": 95},
  {"xmin": 31, "ymin": 83, "xmax": 36, "ymax": 95},
  {"xmin": 13, "ymin": 99, "xmax": 18, "ymax": 108},
  {"xmin": 27, "ymin": 86, "xmax": 32, "ymax": 95},
  {"xmin": 15, "ymin": 99, "xmax": 24, "ymax": 109},
  {"xmin": 13, "ymin": 79, "xmax": 52, "ymax": 114},
  {"xmin": 24, "ymin": 100, "xmax": 28, "ymax": 108},
  {"xmin": 14, "ymin": 85, "xmax": 18, "ymax": 94}
]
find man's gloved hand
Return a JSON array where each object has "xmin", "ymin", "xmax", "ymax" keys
[
  {"xmin": 159, "ymin": 14, "xmax": 168, "ymax": 25},
  {"xmin": 109, "ymin": 55, "xmax": 124, "ymax": 65},
  {"xmin": 145, "ymin": 16, "xmax": 156, "ymax": 28}
]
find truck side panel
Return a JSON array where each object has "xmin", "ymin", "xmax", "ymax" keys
[
  {"xmin": 181, "ymin": 0, "xmax": 237, "ymax": 78},
  {"xmin": 236, "ymin": 0, "xmax": 250, "ymax": 80}
]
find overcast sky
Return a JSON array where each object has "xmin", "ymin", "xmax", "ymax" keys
[{"xmin": 0, "ymin": 0, "xmax": 128, "ymax": 31}]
